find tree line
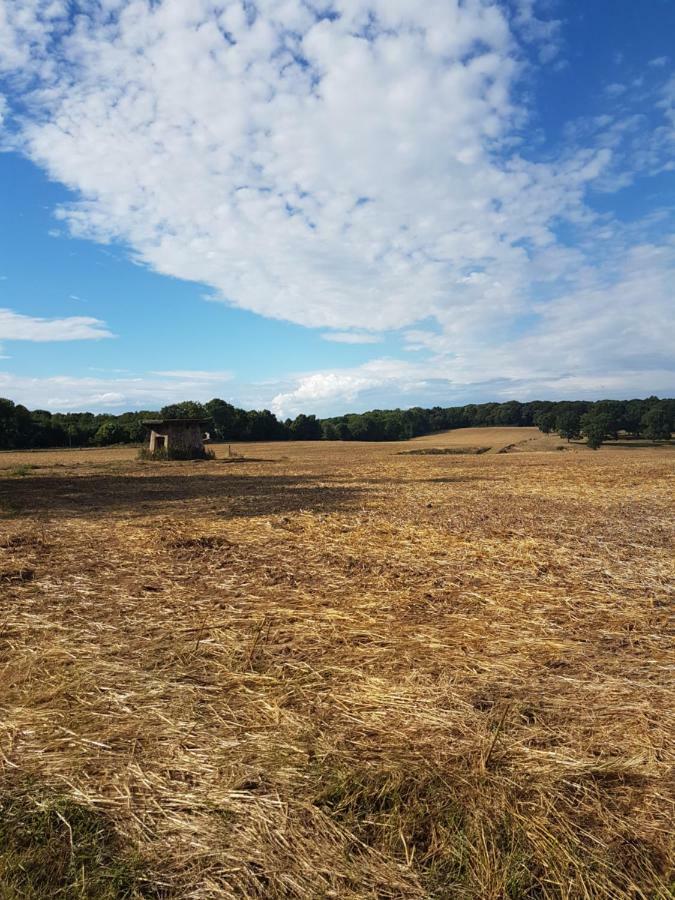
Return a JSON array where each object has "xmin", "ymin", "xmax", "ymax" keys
[{"xmin": 0, "ymin": 395, "xmax": 672, "ymax": 451}]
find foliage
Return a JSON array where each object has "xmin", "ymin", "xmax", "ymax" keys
[
  {"xmin": 555, "ymin": 408, "xmax": 582, "ymax": 442},
  {"xmin": 642, "ymin": 403, "xmax": 672, "ymax": 442},
  {"xmin": 94, "ymin": 420, "xmax": 129, "ymax": 446},
  {"xmin": 0, "ymin": 396, "xmax": 672, "ymax": 449},
  {"xmin": 289, "ymin": 413, "xmax": 323, "ymax": 440},
  {"xmin": 160, "ymin": 400, "xmax": 208, "ymax": 419},
  {"xmin": 581, "ymin": 412, "xmax": 613, "ymax": 450},
  {"xmin": 533, "ymin": 410, "xmax": 556, "ymax": 434},
  {"xmin": 138, "ymin": 446, "xmax": 215, "ymax": 461}
]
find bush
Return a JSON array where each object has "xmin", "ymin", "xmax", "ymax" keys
[{"xmin": 138, "ymin": 446, "xmax": 215, "ymax": 461}]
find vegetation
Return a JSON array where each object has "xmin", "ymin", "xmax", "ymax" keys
[
  {"xmin": 0, "ymin": 395, "xmax": 672, "ymax": 450},
  {"xmin": 0, "ymin": 786, "xmax": 154, "ymax": 898},
  {"xmin": 138, "ymin": 445, "xmax": 216, "ymax": 462},
  {"xmin": 0, "ymin": 439, "xmax": 672, "ymax": 897}
]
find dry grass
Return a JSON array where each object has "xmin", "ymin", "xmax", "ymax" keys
[{"xmin": 0, "ymin": 435, "xmax": 673, "ymax": 898}]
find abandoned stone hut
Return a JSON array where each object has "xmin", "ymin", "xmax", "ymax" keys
[{"xmin": 142, "ymin": 418, "xmax": 212, "ymax": 460}]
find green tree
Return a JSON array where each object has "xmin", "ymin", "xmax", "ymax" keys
[
  {"xmin": 623, "ymin": 399, "xmax": 645, "ymax": 437},
  {"xmin": 94, "ymin": 421, "xmax": 128, "ymax": 446},
  {"xmin": 246, "ymin": 409, "xmax": 285, "ymax": 440},
  {"xmin": 556, "ymin": 410, "xmax": 581, "ymax": 442},
  {"xmin": 290, "ymin": 413, "xmax": 322, "ymax": 440},
  {"xmin": 580, "ymin": 412, "xmax": 612, "ymax": 450},
  {"xmin": 0, "ymin": 398, "xmax": 19, "ymax": 449},
  {"xmin": 160, "ymin": 401, "xmax": 207, "ymax": 419},
  {"xmin": 205, "ymin": 399, "xmax": 248, "ymax": 440},
  {"xmin": 494, "ymin": 400, "xmax": 523, "ymax": 426},
  {"xmin": 593, "ymin": 400, "xmax": 624, "ymax": 440},
  {"xmin": 641, "ymin": 404, "xmax": 672, "ymax": 442},
  {"xmin": 534, "ymin": 410, "xmax": 557, "ymax": 434}
]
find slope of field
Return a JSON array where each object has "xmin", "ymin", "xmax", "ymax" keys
[
  {"xmin": 0, "ymin": 443, "xmax": 673, "ymax": 898},
  {"xmin": 406, "ymin": 425, "xmax": 548, "ymax": 452}
]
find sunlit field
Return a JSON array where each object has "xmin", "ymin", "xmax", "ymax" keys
[{"xmin": 1, "ymin": 430, "xmax": 673, "ymax": 898}]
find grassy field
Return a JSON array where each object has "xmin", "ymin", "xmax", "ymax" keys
[{"xmin": 0, "ymin": 431, "xmax": 673, "ymax": 898}]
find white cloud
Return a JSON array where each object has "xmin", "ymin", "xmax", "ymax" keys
[
  {"xmin": 649, "ymin": 56, "xmax": 669, "ymax": 68},
  {"xmin": 273, "ymin": 236, "xmax": 675, "ymax": 415},
  {"xmin": 151, "ymin": 369, "xmax": 233, "ymax": 380},
  {"xmin": 0, "ymin": 308, "xmax": 113, "ymax": 341},
  {"xmin": 0, "ymin": 0, "xmax": 608, "ymax": 337},
  {"xmin": 321, "ymin": 331, "xmax": 382, "ymax": 344},
  {"xmin": 0, "ymin": 369, "xmax": 234, "ymax": 411},
  {"xmin": 0, "ymin": 1, "xmax": 673, "ymax": 409},
  {"xmin": 270, "ymin": 359, "xmax": 428, "ymax": 417}
]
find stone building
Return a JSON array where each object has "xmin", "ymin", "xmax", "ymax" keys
[{"xmin": 142, "ymin": 418, "xmax": 212, "ymax": 459}]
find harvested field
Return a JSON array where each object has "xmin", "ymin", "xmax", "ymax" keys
[{"xmin": 0, "ymin": 434, "xmax": 673, "ymax": 898}]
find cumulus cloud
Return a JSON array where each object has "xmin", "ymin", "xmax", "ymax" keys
[
  {"xmin": 0, "ymin": 308, "xmax": 113, "ymax": 341},
  {"xmin": 321, "ymin": 331, "xmax": 382, "ymax": 344},
  {"xmin": 0, "ymin": 0, "xmax": 673, "ymax": 410},
  {"xmin": 151, "ymin": 370, "xmax": 233, "ymax": 380},
  {"xmin": 0, "ymin": 0, "xmax": 607, "ymax": 336},
  {"xmin": 270, "ymin": 359, "xmax": 429, "ymax": 417},
  {"xmin": 273, "ymin": 236, "xmax": 675, "ymax": 415}
]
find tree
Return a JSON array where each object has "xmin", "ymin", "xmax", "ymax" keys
[
  {"xmin": 556, "ymin": 410, "xmax": 581, "ymax": 442},
  {"xmin": 0, "ymin": 398, "xmax": 19, "ymax": 449},
  {"xmin": 494, "ymin": 400, "xmax": 523, "ymax": 426},
  {"xmin": 160, "ymin": 401, "xmax": 207, "ymax": 419},
  {"xmin": 94, "ymin": 421, "xmax": 128, "ymax": 446},
  {"xmin": 534, "ymin": 410, "xmax": 557, "ymax": 434},
  {"xmin": 205, "ymin": 399, "xmax": 247, "ymax": 440},
  {"xmin": 641, "ymin": 404, "xmax": 672, "ymax": 443},
  {"xmin": 593, "ymin": 400, "xmax": 624, "ymax": 440},
  {"xmin": 290, "ymin": 414, "xmax": 322, "ymax": 440},
  {"xmin": 623, "ymin": 399, "xmax": 645, "ymax": 437},
  {"xmin": 580, "ymin": 412, "xmax": 612, "ymax": 450}
]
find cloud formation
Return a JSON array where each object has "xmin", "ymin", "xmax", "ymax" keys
[
  {"xmin": 0, "ymin": 0, "xmax": 674, "ymax": 412},
  {"xmin": 0, "ymin": 308, "xmax": 113, "ymax": 342},
  {"xmin": 0, "ymin": 369, "xmax": 233, "ymax": 411},
  {"xmin": 1, "ymin": 0, "xmax": 599, "ymax": 332},
  {"xmin": 321, "ymin": 331, "xmax": 382, "ymax": 344}
]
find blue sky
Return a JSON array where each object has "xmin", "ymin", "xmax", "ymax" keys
[{"xmin": 0, "ymin": 0, "xmax": 673, "ymax": 416}]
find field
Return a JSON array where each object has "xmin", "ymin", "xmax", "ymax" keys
[{"xmin": 0, "ymin": 429, "xmax": 673, "ymax": 898}]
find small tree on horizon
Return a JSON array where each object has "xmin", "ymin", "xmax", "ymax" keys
[
  {"xmin": 93, "ymin": 420, "xmax": 128, "ymax": 446},
  {"xmin": 641, "ymin": 404, "xmax": 672, "ymax": 442},
  {"xmin": 534, "ymin": 410, "xmax": 557, "ymax": 434},
  {"xmin": 556, "ymin": 410, "xmax": 582, "ymax": 442},
  {"xmin": 581, "ymin": 412, "xmax": 612, "ymax": 450},
  {"xmin": 160, "ymin": 401, "xmax": 208, "ymax": 419}
]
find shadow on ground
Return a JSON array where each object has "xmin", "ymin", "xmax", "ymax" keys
[{"xmin": 0, "ymin": 472, "xmax": 366, "ymax": 519}]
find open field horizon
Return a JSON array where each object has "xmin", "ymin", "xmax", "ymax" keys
[
  {"xmin": 1, "ymin": 426, "xmax": 674, "ymax": 472},
  {"xmin": 1, "ymin": 432, "xmax": 673, "ymax": 897}
]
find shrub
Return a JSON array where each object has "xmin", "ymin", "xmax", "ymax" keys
[{"xmin": 138, "ymin": 446, "xmax": 215, "ymax": 461}]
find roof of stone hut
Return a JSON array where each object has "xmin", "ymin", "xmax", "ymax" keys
[{"xmin": 142, "ymin": 418, "xmax": 212, "ymax": 427}]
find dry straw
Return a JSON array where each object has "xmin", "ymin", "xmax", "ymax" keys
[{"xmin": 0, "ymin": 435, "xmax": 673, "ymax": 897}]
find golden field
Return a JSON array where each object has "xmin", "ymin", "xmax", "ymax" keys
[{"xmin": 0, "ymin": 429, "xmax": 673, "ymax": 898}]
